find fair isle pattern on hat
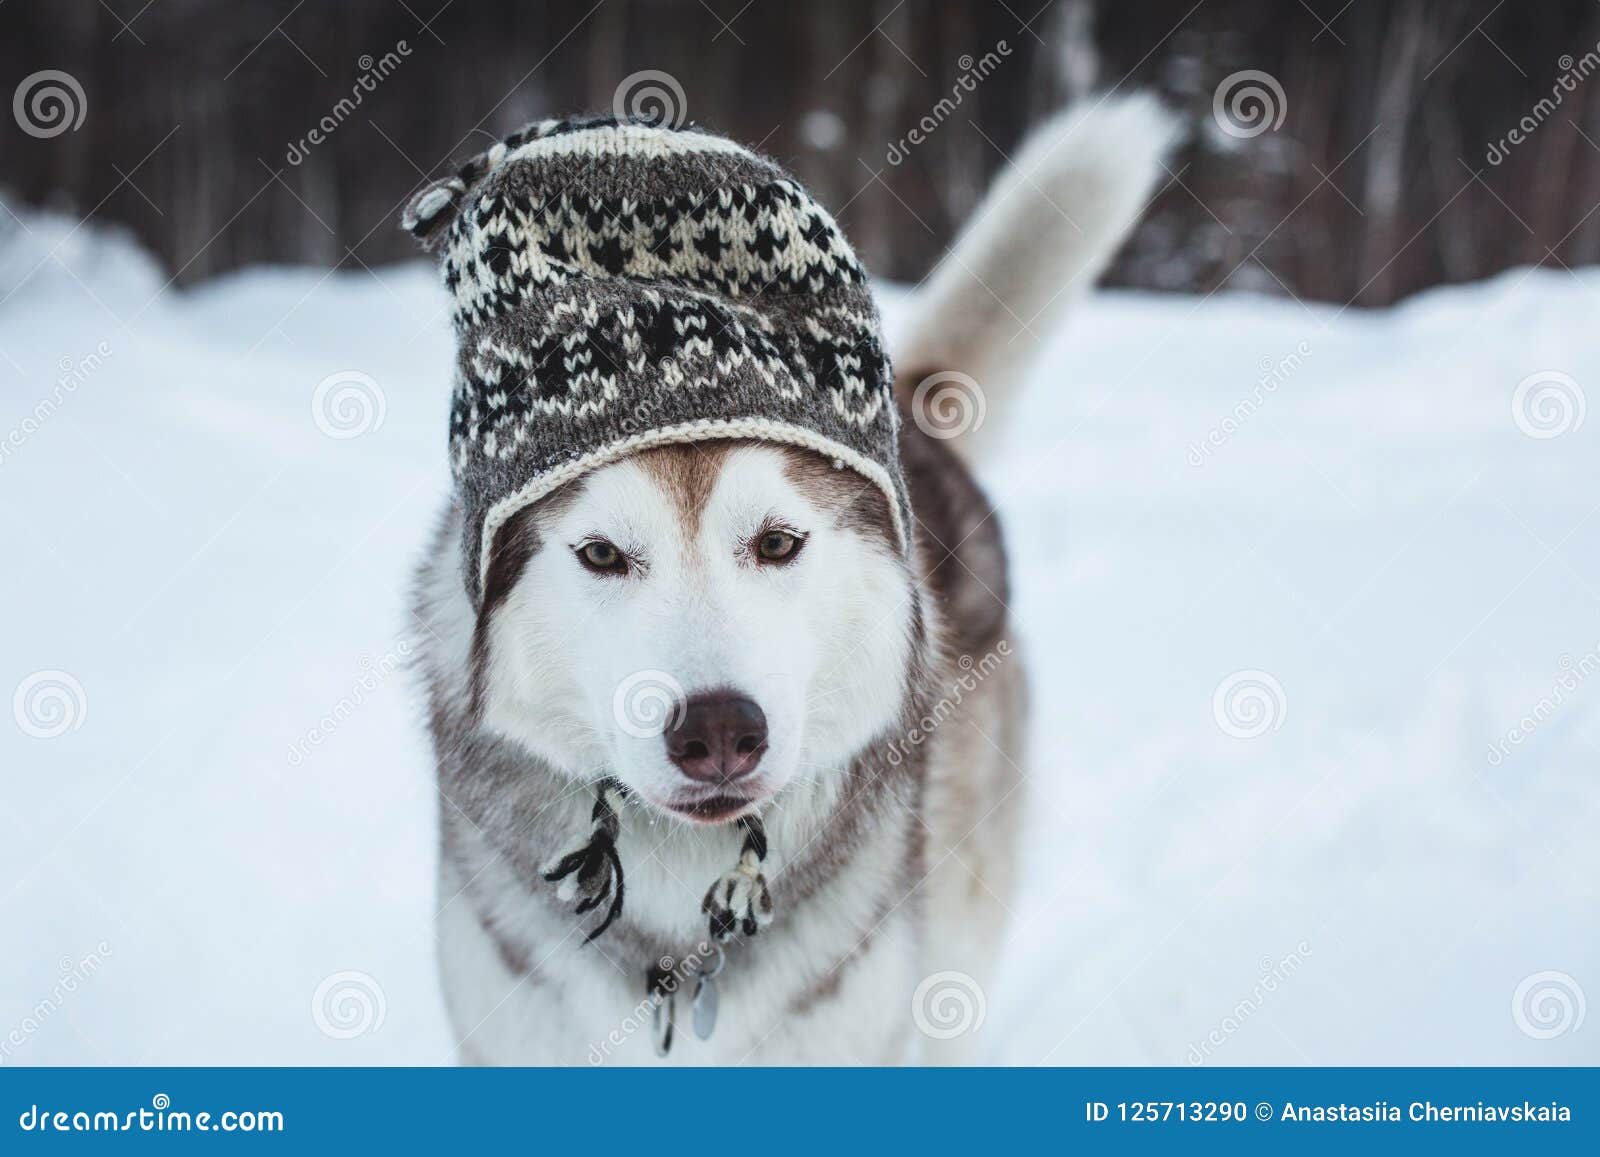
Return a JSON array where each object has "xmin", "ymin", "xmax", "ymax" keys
[{"xmin": 402, "ymin": 115, "xmax": 909, "ymax": 602}]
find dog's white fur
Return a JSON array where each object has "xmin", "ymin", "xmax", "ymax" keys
[{"xmin": 415, "ymin": 95, "xmax": 1177, "ymax": 1065}]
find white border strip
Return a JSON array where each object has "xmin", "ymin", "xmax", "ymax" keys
[{"xmin": 477, "ymin": 418, "xmax": 909, "ymax": 589}]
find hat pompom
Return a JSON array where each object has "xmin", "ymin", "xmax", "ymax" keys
[
  {"xmin": 401, "ymin": 136, "xmax": 520, "ymax": 247},
  {"xmin": 401, "ymin": 176, "xmax": 468, "ymax": 245}
]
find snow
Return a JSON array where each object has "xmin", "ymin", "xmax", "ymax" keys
[{"xmin": 2, "ymin": 204, "xmax": 1596, "ymax": 1066}]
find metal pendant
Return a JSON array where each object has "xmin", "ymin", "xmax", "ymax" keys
[
  {"xmin": 691, "ymin": 944, "xmax": 725, "ymax": 1041},
  {"xmin": 691, "ymin": 975, "xmax": 719, "ymax": 1040}
]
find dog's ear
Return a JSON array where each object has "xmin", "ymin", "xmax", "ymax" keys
[
  {"xmin": 479, "ymin": 503, "xmax": 543, "ymax": 616},
  {"xmin": 467, "ymin": 503, "xmax": 543, "ymax": 719}
]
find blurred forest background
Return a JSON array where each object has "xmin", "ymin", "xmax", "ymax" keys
[{"xmin": 4, "ymin": 0, "xmax": 1600, "ymax": 306}]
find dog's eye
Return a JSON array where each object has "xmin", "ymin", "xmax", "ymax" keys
[
  {"xmin": 755, "ymin": 529, "xmax": 803, "ymax": 564},
  {"xmin": 577, "ymin": 540, "xmax": 628, "ymax": 575}
]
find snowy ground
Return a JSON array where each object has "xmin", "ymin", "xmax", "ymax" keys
[{"xmin": 1, "ymin": 204, "xmax": 1596, "ymax": 1066}]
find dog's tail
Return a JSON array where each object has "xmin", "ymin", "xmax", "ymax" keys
[{"xmin": 893, "ymin": 93, "xmax": 1182, "ymax": 462}]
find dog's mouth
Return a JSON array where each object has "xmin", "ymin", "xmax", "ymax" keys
[{"xmin": 650, "ymin": 788, "xmax": 768, "ymax": 826}]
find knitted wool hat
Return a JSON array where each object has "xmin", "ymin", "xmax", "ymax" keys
[{"xmin": 402, "ymin": 115, "xmax": 910, "ymax": 601}]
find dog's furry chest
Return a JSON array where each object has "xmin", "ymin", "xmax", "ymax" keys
[{"xmin": 435, "ymin": 779, "xmax": 927, "ymax": 1064}]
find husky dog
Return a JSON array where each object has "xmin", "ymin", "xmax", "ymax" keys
[{"xmin": 412, "ymin": 96, "xmax": 1175, "ymax": 1064}]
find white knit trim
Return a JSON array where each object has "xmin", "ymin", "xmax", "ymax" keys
[
  {"xmin": 477, "ymin": 419, "xmax": 909, "ymax": 588},
  {"xmin": 502, "ymin": 124, "xmax": 758, "ymax": 171}
]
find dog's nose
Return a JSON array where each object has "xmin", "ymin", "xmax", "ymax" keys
[{"xmin": 665, "ymin": 693, "xmax": 768, "ymax": 783}]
